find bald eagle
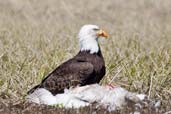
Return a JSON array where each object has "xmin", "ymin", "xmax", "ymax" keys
[{"xmin": 27, "ymin": 24, "xmax": 108, "ymax": 95}]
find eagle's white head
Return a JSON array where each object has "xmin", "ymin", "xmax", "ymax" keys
[{"xmin": 78, "ymin": 24, "xmax": 108, "ymax": 54}]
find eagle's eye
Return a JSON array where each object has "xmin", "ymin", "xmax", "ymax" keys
[{"xmin": 93, "ymin": 28, "xmax": 100, "ymax": 31}]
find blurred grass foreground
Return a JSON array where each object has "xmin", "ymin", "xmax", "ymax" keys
[{"xmin": 0, "ymin": 0, "xmax": 171, "ymax": 113}]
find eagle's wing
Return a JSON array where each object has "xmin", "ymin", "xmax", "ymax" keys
[{"xmin": 28, "ymin": 60, "xmax": 94, "ymax": 95}]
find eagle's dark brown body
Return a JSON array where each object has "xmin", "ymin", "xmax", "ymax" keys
[{"xmin": 28, "ymin": 50, "xmax": 105, "ymax": 95}]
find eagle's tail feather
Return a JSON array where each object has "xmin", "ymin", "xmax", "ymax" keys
[{"xmin": 27, "ymin": 84, "xmax": 40, "ymax": 95}]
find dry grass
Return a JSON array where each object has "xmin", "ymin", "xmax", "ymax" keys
[{"xmin": 0, "ymin": 0, "xmax": 171, "ymax": 113}]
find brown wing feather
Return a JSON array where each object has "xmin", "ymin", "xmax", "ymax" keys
[{"xmin": 28, "ymin": 59, "xmax": 94, "ymax": 95}]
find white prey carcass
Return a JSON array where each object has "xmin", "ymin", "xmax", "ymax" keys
[{"xmin": 27, "ymin": 84, "xmax": 146, "ymax": 111}]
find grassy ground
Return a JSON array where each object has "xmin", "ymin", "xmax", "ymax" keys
[{"xmin": 0, "ymin": 0, "xmax": 171, "ymax": 113}]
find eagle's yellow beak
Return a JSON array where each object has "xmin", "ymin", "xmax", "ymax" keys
[{"xmin": 97, "ymin": 29, "xmax": 109, "ymax": 38}]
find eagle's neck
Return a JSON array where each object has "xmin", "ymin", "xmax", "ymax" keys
[
  {"xmin": 77, "ymin": 47, "xmax": 103, "ymax": 60},
  {"xmin": 79, "ymin": 37, "xmax": 99, "ymax": 54}
]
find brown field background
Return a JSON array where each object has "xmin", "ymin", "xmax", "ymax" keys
[{"xmin": 0, "ymin": 0, "xmax": 171, "ymax": 113}]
